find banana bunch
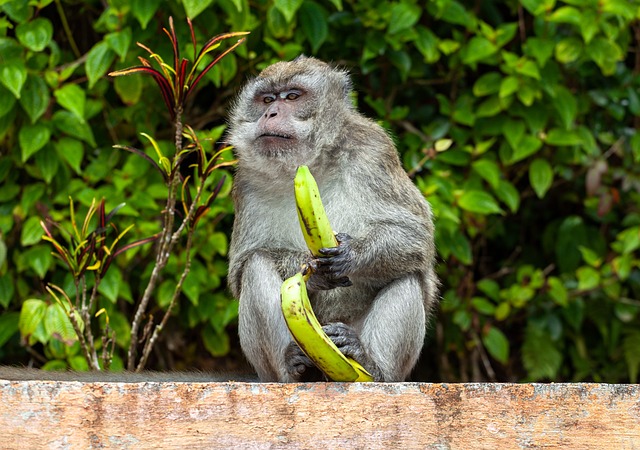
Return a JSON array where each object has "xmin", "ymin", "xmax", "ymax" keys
[{"xmin": 280, "ymin": 165, "xmax": 373, "ymax": 382}]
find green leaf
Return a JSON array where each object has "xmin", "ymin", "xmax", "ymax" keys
[
  {"xmin": 19, "ymin": 123, "xmax": 51, "ymax": 162},
  {"xmin": 0, "ymin": 239, "xmax": 6, "ymax": 272},
  {"xmin": 503, "ymin": 119, "xmax": 525, "ymax": 149},
  {"xmin": 555, "ymin": 216, "xmax": 588, "ymax": 273},
  {"xmin": 0, "ymin": 312, "xmax": 19, "ymax": 347},
  {"xmin": 19, "ymin": 298, "xmax": 47, "ymax": 339},
  {"xmin": 547, "ymin": 277, "xmax": 568, "ymax": 307},
  {"xmin": 69, "ymin": 355, "xmax": 89, "ymax": 371},
  {"xmin": 19, "ymin": 74, "xmax": 50, "ymax": 123},
  {"xmin": 499, "ymin": 75, "xmax": 519, "ymax": 98},
  {"xmin": 551, "ymin": 86, "xmax": 577, "ymax": 130},
  {"xmin": 202, "ymin": 323, "xmax": 230, "ymax": 357},
  {"xmin": 105, "ymin": 28, "xmax": 132, "ymax": 61},
  {"xmin": 529, "ymin": 158, "xmax": 553, "ymax": 198},
  {"xmin": 414, "ymin": 26, "xmax": 439, "ymax": 63},
  {"xmin": 54, "ymin": 137, "xmax": 84, "ymax": 174},
  {"xmin": 493, "ymin": 179, "xmax": 520, "ymax": 213},
  {"xmin": 20, "ymin": 216, "xmax": 43, "ymax": 247},
  {"xmin": 577, "ymin": 266, "xmax": 600, "ymax": 291},
  {"xmin": 44, "ymin": 303, "xmax": 77, "ymax": 345},
  {"xmin": 516, "ymin": 60, "xmax": 540, "ymax": 80},
  {"xmin": 98, "ymin": 267, "xmax": 123, "ymax": 303},
  {"xmin": 473, "ymin": 72, "xmax": 501, "ymax": 97},
  {"xmin": 512, "ymin": 135, "xmax": 543, "ymax": 163},
  {"xmin": 548, "ymin": 6, "xmax": 582, "ymax": 26},
  {"xmin": 42, "ymin": 360, "xmax": 68, "ymax": 371},
  {"xmin": 458, "ymin": 190, "xmax": 503, "ymax": 215},
  {"xmin": 579, "ymin": 9, "xmax": 598, "ymax": 43},
  {"xmin": 462, "ymin": 36, "xmax": 497, "ymax": 64},
  {"xmin": 2, "ymin": 0, "xmax": 31, "ymax": 22},
  {"xmin": 23, "ymin": 244, "xmax": 51, "ymax": 277},
  {"xmin": 448, "ymin": 229, "xmax": 472, "ymax": 265},
  {"xmin": 15, "ymin": 17, "xmax": 53, "ymax": 52},
  {"xmin": 114, "ymin": 73, "xmax": 143, "ymax": 105},
  {"xmin": 435, "ymin": 224, "xmax": 472, "ymax": 265},
  {"xmin": 131, "ymin": 0, "xmax": 162, "ymax": 29},
  {"xmin": 35, "ymin": 144, "xmax": 59, "ymax": 183},
  {"xmin": 615, "ymin": 227, "xmax": 640, "ymax": 255},
  {"xmin": 623, "ymin": 332, "xmax": 640, "ymax": 383},
  {"xmin": 435, "ymin": 0, "xmax": 474, "ymax": 28},
  {"xmin": 476, "ymin": 96, "xmax": 503, "ymax": 118},
  {"xmin": 578, "ymin": 246, "xmax": 602, "ymax": 267},
  {"xmin": 85, "ymin": 41, "xmax": 115, "ymax": 89},
  {"xmin": 54, "ymin": 83, "xmax": 86, "ymax": 121},
  {"xmin": 525, "ymin": 37, "xmax": 555, "ymax": 67},
  {"xmin": 388, "ymin": 2, "xmax": 421, "ymax": 35},
  {"xmin": 0, "ymin": 84, "xmax": 16, "ymax": 117},
  {"xmin": 266, "ymin": 6, "xmax": 293, "ymax": 39},
  {"xmin": 299, "ymin": 1, "xmax": 328, "ymax": 53},
  {"xmin": 274, "ymin": 0, "xmax": 304, "ymax": 23},
  {"xmin": 520, "ymin": 0, "xmax": 552, "ymax": 15},
  {"xmin": 0, "ymin": 59, "xmax": 27, "ymax": 98},
  {"xmin": 472, "ymin": 159, "xmax": 501, "ymax": 189},
  {"xmin": 555, "ymin": 37, "xmax": 583, "ymax": 64},
  {"xmin": 545, "ymin": 128, "xmax": 583, "ymax": 146},
  {"xmin": 483, "ymin": 327, "xmax": 509, "ymax": 364},
  {"xmin": 472, "ymin": 297, "xmax": 496, "ymax": 315},
  {"xmin": 522, "ymin": 323, "xmax": 562, "ymax": 380},
  {"xmin": 586, "ymin": 37, "xmax": 623, "ymax": 76},
  {"xmin": 52, "ymin": 111, "xmax": 96, "ymax": 147},
  {"xmin": 477, "ymin": 279, "xmax": 500, "ymax": 301},
  {"xmin": 183, "ymin": 0, "xmax": 215, "ymax": 19}
]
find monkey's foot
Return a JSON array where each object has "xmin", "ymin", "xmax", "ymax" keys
[{"xmin": 284, "ymin": 341, "xmax": 325, "ymax": 382}]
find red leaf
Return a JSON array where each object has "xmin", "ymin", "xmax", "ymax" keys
[
  {"xmin": 113, "ymin": 145, "xmax": 168, "ymax": 181},
  {"xmin": 190, "ymin": 37, "xmax": 247, "ymax": 93},
  {"xmin": 188, "ymin": 17, "xmax": 197, "ymax": 62}
]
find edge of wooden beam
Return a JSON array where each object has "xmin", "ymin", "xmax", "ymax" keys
[{"xmin": 2, "ymin": 380, "xmax": 639, "ymax": 449}]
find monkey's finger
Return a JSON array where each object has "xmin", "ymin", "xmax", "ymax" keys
[{"xmin": 318, "ymin": 246, "xmax": 343, "ymax": 256}]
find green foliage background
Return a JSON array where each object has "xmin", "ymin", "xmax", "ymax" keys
[{"xmin": 1, "ymin": 0, "xmax": 639, "ymax": 381}]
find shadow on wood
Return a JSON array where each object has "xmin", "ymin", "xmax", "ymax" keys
[{"xmin": 2, "ymin": 380, "xmax": 639, "ymax": 449}]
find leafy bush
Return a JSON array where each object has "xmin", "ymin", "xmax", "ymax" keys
[{"xmin": 1, "ymin": 0, "xmax": 639, "ymax": 382}]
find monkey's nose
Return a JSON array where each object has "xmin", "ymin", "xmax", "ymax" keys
[{"xmin": 265, "ymin": 111, "xmax": 277, "ymax": 118}]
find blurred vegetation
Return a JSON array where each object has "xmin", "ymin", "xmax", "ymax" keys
[{"xmin": 1, "ymin": 0, "xmax": 639, "ymax": 382}]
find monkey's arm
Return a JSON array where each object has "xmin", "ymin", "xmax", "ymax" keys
[
  {"xmin": 315, "ymin": 212, "xmax": 434, "ymax": 283},
  {"xmin": 229, "ymin": 247, "xmax": 351, "ymax": 298}
]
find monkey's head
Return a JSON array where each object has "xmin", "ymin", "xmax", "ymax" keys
[{"xmin": 228, "ymin": 56, "xmax": 354, "ymax": 174}]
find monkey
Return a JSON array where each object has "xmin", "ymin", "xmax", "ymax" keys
[{"xmin": 226, "ymin": 56, "xmax": 439, "ymax": 382}]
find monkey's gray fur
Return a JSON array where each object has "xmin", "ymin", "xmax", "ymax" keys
[{"xmin": 227, "ymin": 56, "xmax": 438, "ymax": 382}]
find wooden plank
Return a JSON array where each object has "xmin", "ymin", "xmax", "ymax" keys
[{"xmin": 1, "ymin": 380, "xmax": 639, "ymax": 449}]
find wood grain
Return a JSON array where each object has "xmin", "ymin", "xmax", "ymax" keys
[{"xmin": 2, "ymin": 381, "xmax": 639, "ymax": 449}]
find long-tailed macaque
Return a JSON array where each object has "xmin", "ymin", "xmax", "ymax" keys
[{"xmin": 227, "ymin": 56, "xmax": 438, "ymax": 382}]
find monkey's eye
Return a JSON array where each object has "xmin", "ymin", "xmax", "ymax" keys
[
  {"xmin": 284, "ymin": 91, "xmax": 300, "ymax": 100},
  {"xmin": 263, "ymin": 94, "xmax": 276, "ymax": 104}
]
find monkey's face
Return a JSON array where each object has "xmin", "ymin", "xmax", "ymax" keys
[{"xmin": 228, "ymin": 57, "xmax": 353, "ymax": 173}]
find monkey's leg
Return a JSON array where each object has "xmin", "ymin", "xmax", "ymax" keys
[
  {"xmin": 238, "ymin": 252, "xmax": 297, "ymax": 382},
  {"xmin": 359, "ymin": 274, "xmax": 426, "ymax": 381}
]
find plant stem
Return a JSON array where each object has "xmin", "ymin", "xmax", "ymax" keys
[{"xmin": 127, "ymin": 105, "xmax": 184, "ymax": 371}]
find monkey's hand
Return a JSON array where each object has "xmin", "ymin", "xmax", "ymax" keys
[
  {"xmin": 305, "ymin": 233, "xmax": 354, "ymax": 291},
  {"xmin": 284, "ymin": 341, "xmax": 326, "ymax": 381},
  {"xmin": 315, "ymin": 232, "xmax": 355, "ymax": 278},
  {"xmin": 322, "ymin": 322, "xmax": 382, "ymax": 381}
]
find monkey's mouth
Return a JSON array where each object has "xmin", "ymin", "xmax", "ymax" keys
[{"xmin": 259, "ymin": 132, "xmax": 292, "ymax": 140}]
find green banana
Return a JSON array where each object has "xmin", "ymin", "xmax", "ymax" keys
[
  {"xmin": 281, "ymin": 272, "xmax": 373, "ymax": 382},
  {"xmin": 294, "ymin": 165, "xmax": 338, "ymax": 255},
  {"xmin": 279, "ymin": 165, "xmax": 373, "ymax": 382}
]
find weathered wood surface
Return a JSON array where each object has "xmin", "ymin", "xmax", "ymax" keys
[{"xmin": 1, "ymin": 381, "xmax": 639, "ymax": 449}]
